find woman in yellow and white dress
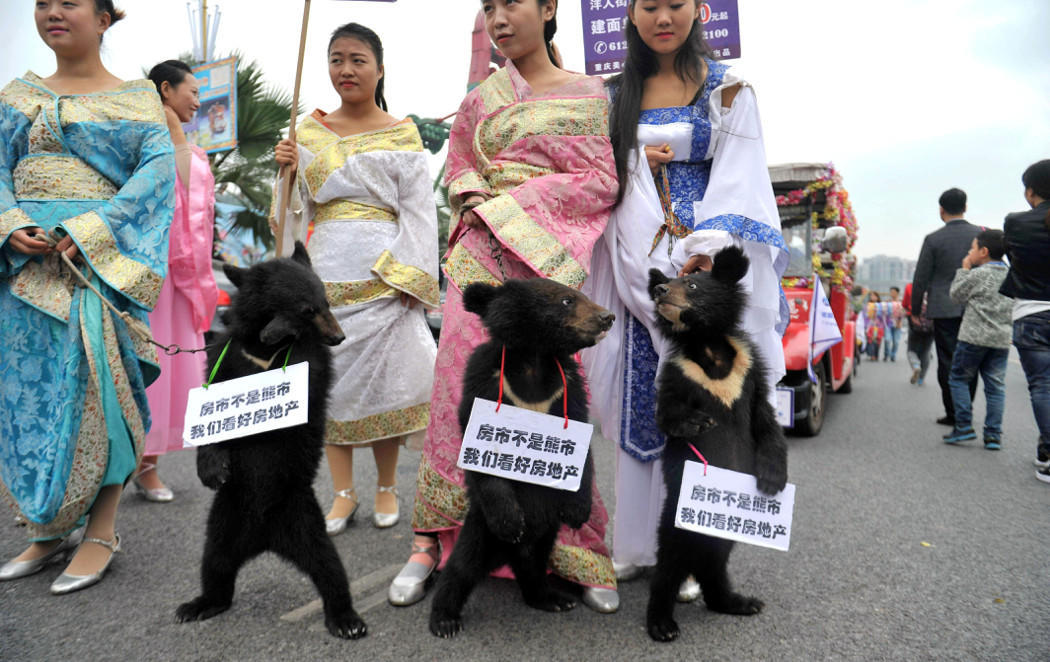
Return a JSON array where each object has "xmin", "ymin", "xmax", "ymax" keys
[{"xmin": 273, "ymin": 22, "xmax": 438, "ymax": 534}]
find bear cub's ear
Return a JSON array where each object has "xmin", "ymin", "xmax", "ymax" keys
[
  {"xmin": 648, "ymin": 268, "xmax": 670, "ymax": 298},
  {"xmin": 462, "ymin": 282, "xmax": 501, "ymax": 317},
  {"xmin": 711, "ymin": 246, "xmax": 749, "ymax": 284},
  {"xmin": 291, "ymin": 241, "xmax": 312, "ymax": 268},
  {"xmin": 223, "ymin": 263, "xmax": 246, "ymax": 288}
]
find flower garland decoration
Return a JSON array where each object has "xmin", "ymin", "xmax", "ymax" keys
[{"xmin": 776, "ymin": 164, "xmax": 857, "ymax": 292}]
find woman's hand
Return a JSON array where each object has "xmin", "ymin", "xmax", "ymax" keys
[
  {"xmin": 400, "ymin": 291, "xmax": 419, "ymax": 310},
  {"xmin": 8, "ymin": 228, "xmax": 51, "ymax": 255},
  {"xmin": 644, "ymin": 144, "xmax": 674, "ymax": 176},
  {"xmin": 678, "ymin": 254, "xmax": 713, "ymax": 276},
  {"xmin": 459, "ymin": 194, "xmax": 489, "ymax": 231},
  {"xmin": 274, "ymin": 138, "xmax": 299, "ymax": 174},
  {"xmin": 53, "ymin": 234, "xmax": 79, "ymax": 260}
]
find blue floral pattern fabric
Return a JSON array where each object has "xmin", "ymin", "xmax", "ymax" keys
[{"xmin": 0, "ymin": 75, "xmax": 174, "ymax": 540}]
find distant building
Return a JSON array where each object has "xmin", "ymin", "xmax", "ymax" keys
[{"xmin": 856, "ymin": 255, "xmax": 916, "ymax": 294}]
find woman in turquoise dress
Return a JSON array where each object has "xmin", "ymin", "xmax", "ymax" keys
[{"xmin": 0, "ymin": 0, "xmax": 174, "ymax": 594}]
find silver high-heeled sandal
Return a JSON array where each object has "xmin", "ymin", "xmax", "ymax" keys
[
  {"xmin": 325, "ymin": 488, "xmax": 359, "ymax": 536},
  {"xmin": 373, "ymin": 485, "xmax": 399, "ymax": 529},
  {"xmin": 582, "ymin": 586, "xmax": 621, "ymax": 613},
  {"xmin": 50, "ymin": 534, "xmax": 121, "ymax": 595},
  {"xmin": 0, "ymin": 528, "xmax": 84, "ymax": 581},
  {"xmin": 131, "ymin": 462, "xmax": 174, "ymax": 503},
  {"xmin": 677, "ymin": 575, "xmax": 701, "ymax": 603},
  {"xmin": 388, "ymin": 538, "xmax": 439, "ymax": 606}
]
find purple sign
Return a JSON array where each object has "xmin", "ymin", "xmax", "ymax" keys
[{"xmin": 581, "ymin": 0, "xmax": 741, "ymax": 76}]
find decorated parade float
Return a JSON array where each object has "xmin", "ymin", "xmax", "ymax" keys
[{"xmin": 771, "ymin": 163, "xmax": 859, "ymax": 436}]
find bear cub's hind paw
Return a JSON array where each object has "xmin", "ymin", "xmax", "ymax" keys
[
  {"xmin": 429, "ymin": 610, "xmax": 464, "ymax": 638},
  {"xmin": 485, "ymin": 508, "xmax": 526, "ymax": 544},
  {"xmin": 175, "ymin": 596, "xmax": 231, "ymax": 623},
  {"xmin": 647, "ymin": 616, "xmax": 680, "ymax": 642},
  {"xmin": 708, "ymin": 592, "xmax": 764, "ymax": 615},
  {"xmin": 525, "ymin": 589, "xmax": 576, "ymax": 613},
  {"xmin": 324, "ymin": 608, "xmax": 367, "ymax": 640}
]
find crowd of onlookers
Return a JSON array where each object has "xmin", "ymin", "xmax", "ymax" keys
[{"xmin": 853, "ymin": 166, "xmax": 1050, "ymax": 483}]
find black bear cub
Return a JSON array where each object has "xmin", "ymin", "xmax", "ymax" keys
[
  {"xmin": 429, "ymin": 279, "xmax": 615, "ymax": 638},
  {"xmin": 646, "ymin": 246, "xmax": 788, "ymax": 643},
  {"xmin": 175, "ymin": 242, "xmax": 366, "ymax": 640}
]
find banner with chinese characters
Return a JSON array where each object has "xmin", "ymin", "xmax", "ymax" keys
[
  {"xmin": 183, "ymin": 362, "xmax": 309, "ymax": 446},
  {"xmin": 674, "ymin": 461, "xmax": 796, "ymax": 551},
  {"xmin": 457, "ymin": 398, "xmax": 592, "ymax": 492},
  {"xmin": 184, "ymin": 57, "xmax": 238, "ymax": 154},
  {"xmin": 581, "ymin": 0, "xmax": 741, "ymax": 76}
]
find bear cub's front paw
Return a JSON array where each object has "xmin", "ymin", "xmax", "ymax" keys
[
  {"xmin": 754, "ymin": 453, "xmax": 787, "ymax": 495},
  {"xmin": 196, "ymin": 449, "xmax": 230, "ymax": 490},
  {"xmin": 669, "ymin": 412, "xmax": 718, "ymax": 438},
  {"xmin": 559, "ymin": 500, "xmax": 591, "ymax": 529},
  {"xmin": 485, "ymin": 506, "xmax": 526, "ymax": 543}
]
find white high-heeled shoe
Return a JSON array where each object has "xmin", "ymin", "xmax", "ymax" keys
[
  {"xmin": 325, "ymin": 488, "xmax": 359, "ymax": 536},
  {"xmin": 373, "ymin": 485, "xmax": 399, "ymax": 529},
  {"xmin": 0, "ymin": 528, "xmax": 84, "ymax": 581},
  {"xmin": 131, "ymin": 462, "xmax": 174, "ymax": 503},
  {"xmin": 388, "ymin": 539, "xmax": 439, "ymax": 606},
  {"xmin": 50, "ymin": 534, "xmax": 121, "ymax": 595}
]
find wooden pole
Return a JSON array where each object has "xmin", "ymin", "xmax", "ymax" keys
[
  {"xmin": 275, "ymin": 0, "xmax": 312, "ymax": 258},
  {"xmin": 200, "ymin": 0, "xmax": 208, "ymax": 61}
]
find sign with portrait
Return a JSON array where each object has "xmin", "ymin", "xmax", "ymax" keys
[{"xmin": 184, "ymin": 57, "xmax": 238, "ymax": 154}]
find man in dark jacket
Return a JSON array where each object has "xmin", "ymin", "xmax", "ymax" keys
[{"xmin": 911, "ymin": 188, "xmax": 981, "ymax": 425}]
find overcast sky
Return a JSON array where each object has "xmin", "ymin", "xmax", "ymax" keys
[{"xmin": 3, "ymin": 0, "xmax": 1048, "ymax": 260}]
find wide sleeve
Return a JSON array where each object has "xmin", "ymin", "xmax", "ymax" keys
[
  {"xmin": 374, "ymin": 144, "xmax": 439, "ymax": 308},
  {"xmin": 168, "ymin": 146, "xmax": 218, "ymax": 333},
  {"xmin": 673, "ymin": 84, "xmax": 788, "ymax": 339},
  {"xmin": 0, "ymin": 101, "xmax": 34, "ymax": 276},
  {"xmin": 444, "ymin": 92, "xmax": 491, "ymax": 224},
  {"xmin": 470, "ymin": 122, "xmax": 617, "ymax": 286},
  {"xmin": 270, "ymin": 129, "xmax": 317, "ymax": 257},
  {"xmin": 60, "ymin": 115, "xmax": 175, "ymax": 311}
]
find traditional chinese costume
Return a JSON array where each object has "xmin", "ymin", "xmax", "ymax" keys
[
  {"xmin": 0, "ymin": 74, "xmax": 174, "ymax": 540},
  {"xmin": 583, "ymin": 60, "xmax": 788, "ymax": 568},
  {"xmin": 274, "ymin": 113, "xmax": 438, "ymax": 445},
  {"xmin": 412, "ymin": 62, "xmax": 619, "ymax": 589}
]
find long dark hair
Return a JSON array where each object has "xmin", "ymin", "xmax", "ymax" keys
[
  {"xmin": 329, "ymin": 23, "xmax": 388, "ymax": 111},
  {"xmin": 1022, "ymin": 159, "xmax": 1050, "ymax": 227},
  {"xmin": 607, "ymin": 0, "xmax": 714, "ymax": 205},
  {"xmin": 539, "ymin": 0, "xmax": 559, "ymax": 66},
  {"xmin": 147, "ymin": 60, "xmax": 193, "ymax": 98}
]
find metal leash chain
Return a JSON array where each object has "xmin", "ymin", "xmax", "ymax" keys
[
  {"xmin": 487, "ymin": 232, "xmax": 508, "ymax": 281},
  {"xmin": 42, "ymin": 233, "xmax": 210, "ymax": 356}
]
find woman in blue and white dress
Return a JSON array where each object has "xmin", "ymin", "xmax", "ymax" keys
[{"xmin": 583, "ymin": 0, "xmax": 788, "ymax": 587}]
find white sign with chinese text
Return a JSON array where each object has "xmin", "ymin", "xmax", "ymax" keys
[
  {"xmin": 183, "ymin": 362, "xmax": 309, "ymax": 446},
  {"xmin": 674, "ymin": 461, "xmax": 796, "ymax": 551},
  {"xmin": 775, "ymin": 387, "xmax": 794, "ymax": 428},
  {"xmin": 457, "ymin": 398, "xmax": 592, "ymax": 492}
]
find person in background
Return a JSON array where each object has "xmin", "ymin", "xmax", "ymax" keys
[
  {"xmin": 911, "ymin": 188, "xmax": 981, "ymax": 426},
  {"xmin": 865, "ymin": 291, "xmax": 884, "ymax": 361},
  {"xmin": 903, "ymin": 282, "xmax": 934, "ymax": 385},
  {"xmin": 883, "ymin": 286, "xmax": 903, "ymax": 361},
  {"xmin": 138, "ymin": 59, "xmax": 218, "ymax": 503},
  {"xmin": 0, "ymin": 0, "xmax": 174, "ymax": 593},
  {"xmin": 942, "ymin": 230, "xmax": 1011, "ymax": 449},
  {"xmin": 998, "ymin": 159, "xmax": 1050, "ymax": 481}
]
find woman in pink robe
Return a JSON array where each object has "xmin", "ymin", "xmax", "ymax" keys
[
  {"xmin": 388, "ymin": 0, "xmax": 620, "ymax": 613},
  {"xmin": 138, "ymin": 61, "xmax": 218, "ymax": 501}
]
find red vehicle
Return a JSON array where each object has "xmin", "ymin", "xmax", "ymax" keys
[{"xmin": 770, "ymin": 164, "xmax": 859, "ymax": 436}]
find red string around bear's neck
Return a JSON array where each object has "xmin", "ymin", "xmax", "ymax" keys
[
  {"xmin": 689, "ymin": 443, "xmax": 709, "ymax": 476},
  {"xmin": 495, "ymin": 345, "xmax": 570, "ymax": 429}
]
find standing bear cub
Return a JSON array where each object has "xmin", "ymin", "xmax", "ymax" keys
[
  {"xmin": 646, "ymin": 246, "xmax": 788, "ymax": 643},
  {"xmin": 429, "ymin": 278, "xmax": 615, "ymax": 638},
  {"xmin": 175, "ymin": 242, "xmax": 367, "ymax": 640}
]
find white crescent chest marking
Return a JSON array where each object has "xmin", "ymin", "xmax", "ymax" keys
[
  {"xmin": 672, "ymin": 337, "xmax": 752, "ymax": 409},
  {"xmin": 499, "ymin": 374, "xmax": 565, "ymax": 415}
]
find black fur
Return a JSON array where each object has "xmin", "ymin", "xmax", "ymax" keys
[
  {"xmin": 429, "ymin": 279, "xmax": 615, "ymax": 638},
  {"xmin": 175, "ymin": 242, "xmax": 367, "ymax": 640},
  {"xmin": 645, "ymin": 246, "xmax": 788, "ymax": 643}
]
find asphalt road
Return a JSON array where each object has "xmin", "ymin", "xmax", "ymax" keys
[{"xmin": 2, "ymin": 350, "xmax": 1048, "ymax": 661}]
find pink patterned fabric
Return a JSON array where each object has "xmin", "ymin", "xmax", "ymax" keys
[
  {"xmin": 412, "ymin": 64, "xmax": 618, "ymax": 588},
  {"xmin": 144, "ymin": 146, "xmax": 217, "ymax": 455}
]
